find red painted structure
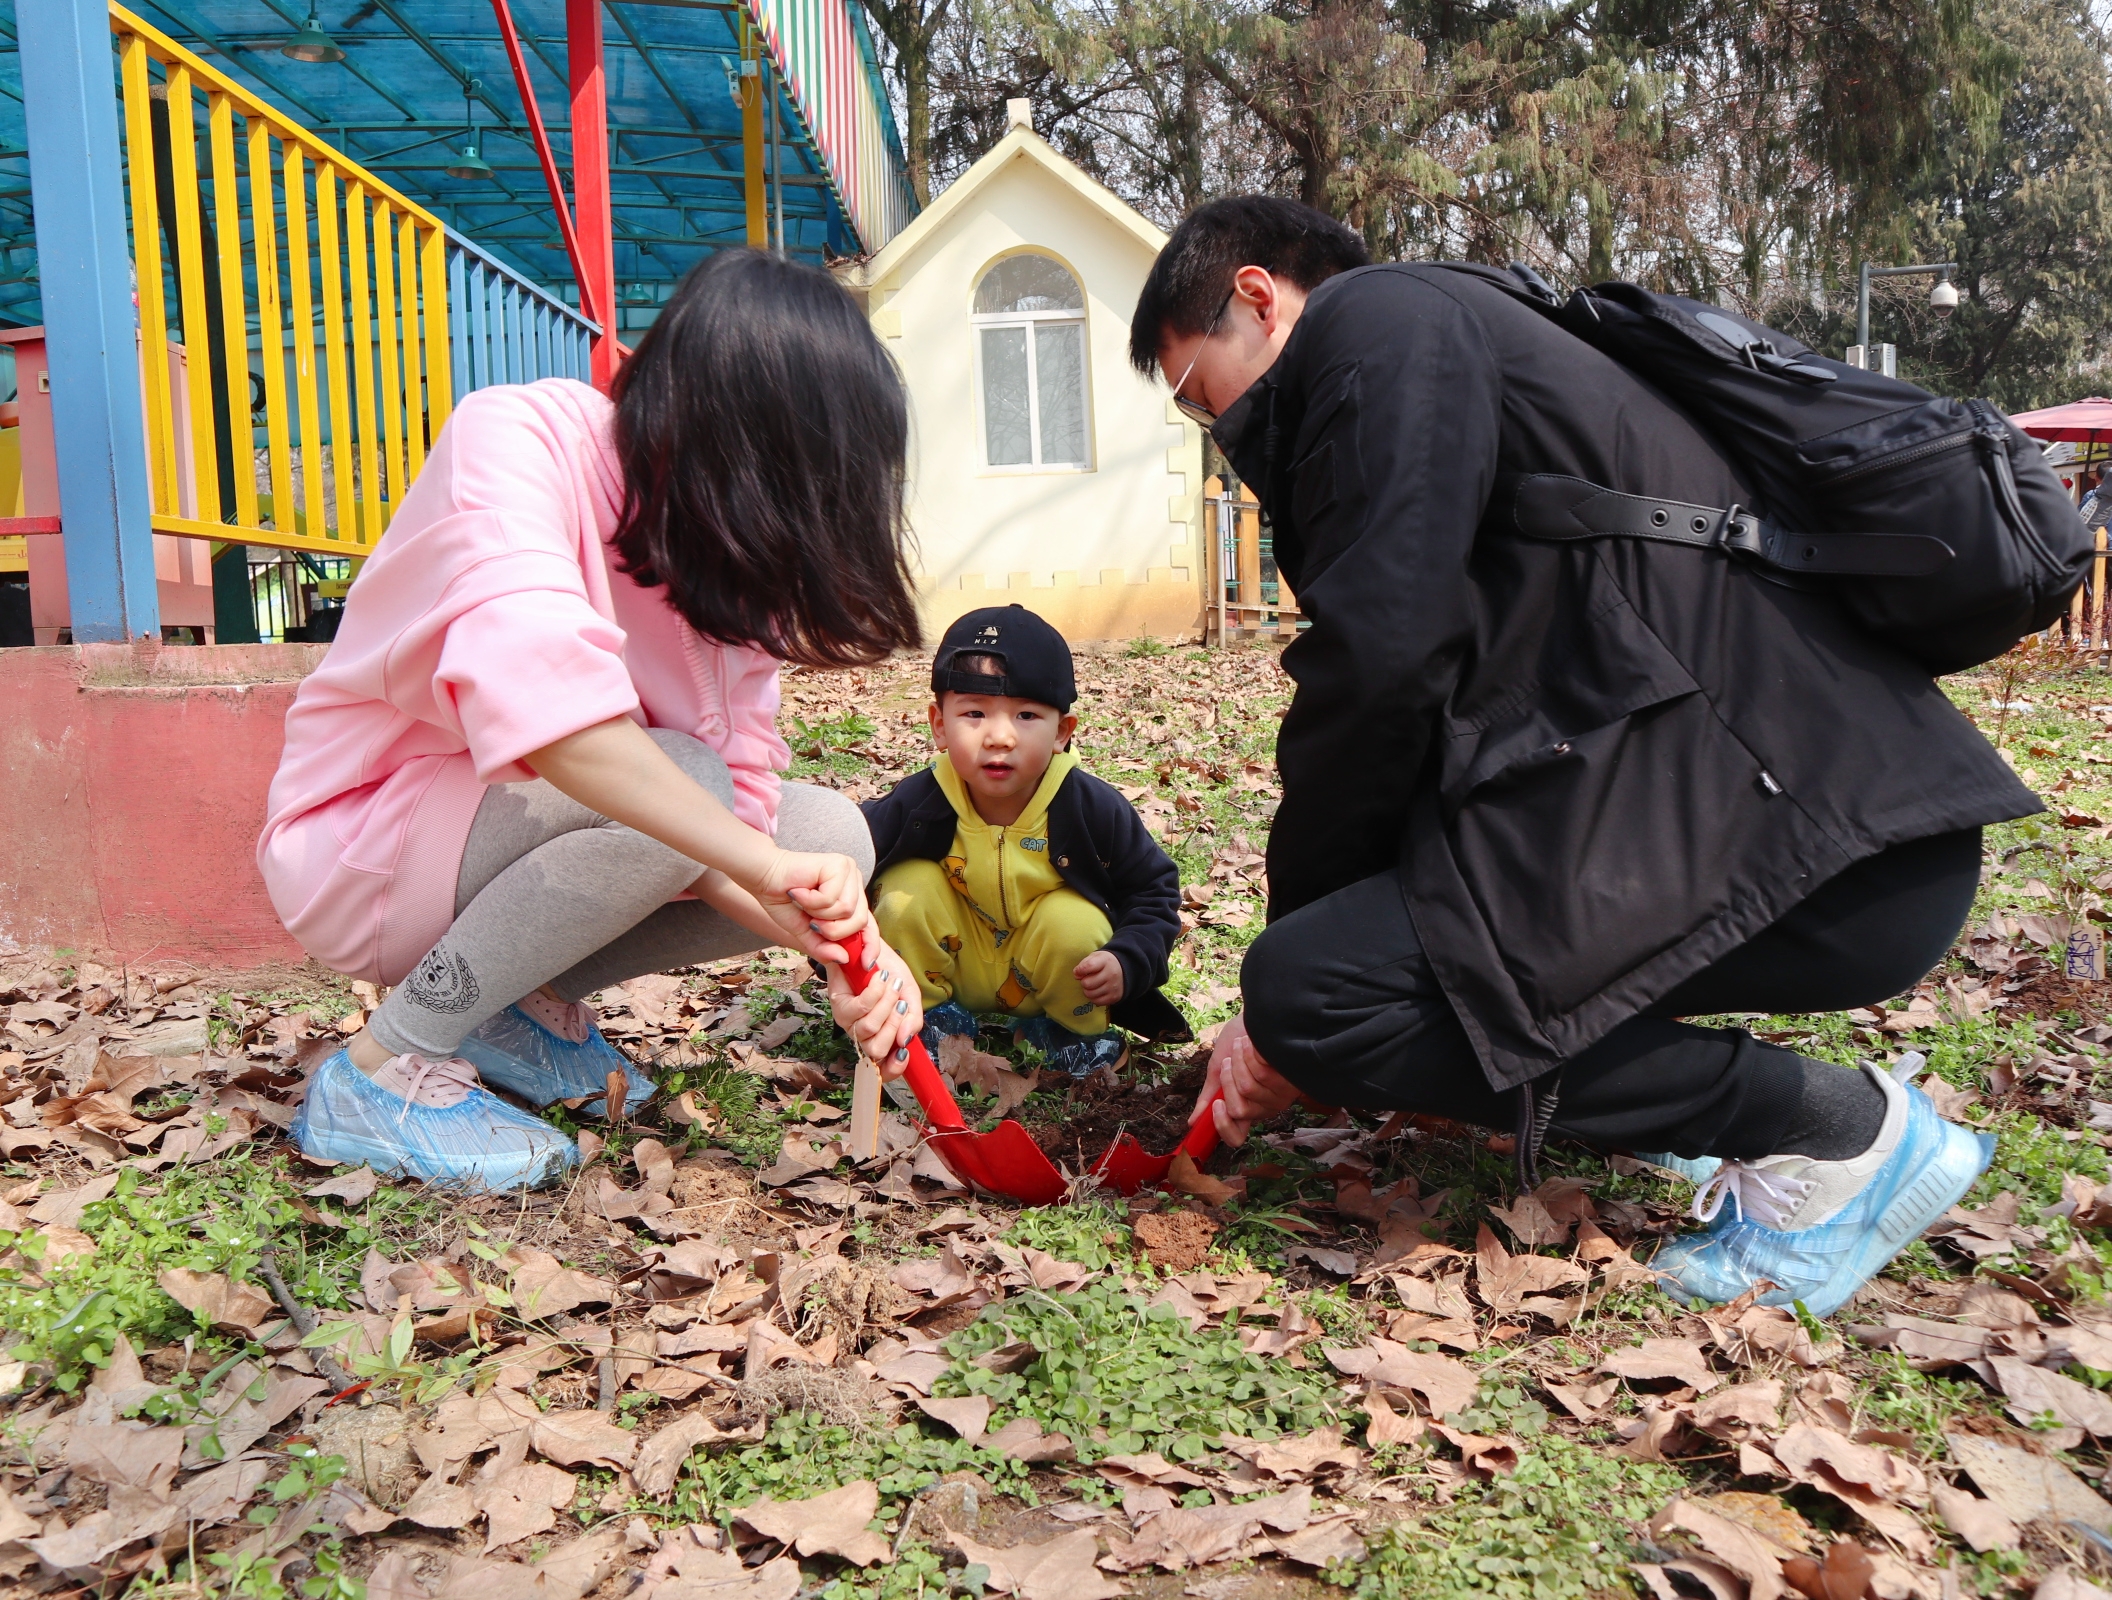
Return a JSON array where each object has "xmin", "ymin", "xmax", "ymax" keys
[
  {"xmin": 568, "ymin": 0, "xmax": 619, "ymax": 392},
  {"xmin": 0, "ymin": 641, "xmax": 323, "ymax": 968}
]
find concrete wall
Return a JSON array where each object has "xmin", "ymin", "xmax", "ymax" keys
[
  {"xmin": 0, "ymin": 641, "xmax": 324, "ymax": 967},
  {"xmin": 864, "ymin": 149, "xmax": 1206, "ymax": 641}
]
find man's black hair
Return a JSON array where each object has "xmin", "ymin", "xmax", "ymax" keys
[
  {"xmin": 1128, "ymin": 196, "xmax": 1371, "ymax": 376},
  {"xmin": 611, "ymin": 248, "xmax": 922, "ymax": 669}
]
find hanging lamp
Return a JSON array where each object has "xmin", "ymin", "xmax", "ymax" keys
[
  {"xmin": 446, "ymin": 80, "xmax": 497, "ymax": 181},
  {"xmin": 281, "ymin": 6, "xmax": 345, "ymax": 63}
]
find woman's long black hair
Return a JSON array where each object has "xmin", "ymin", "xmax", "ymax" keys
[{"xmin": 610, "ymin": 249, "xmax": 921, "ymax": 668}]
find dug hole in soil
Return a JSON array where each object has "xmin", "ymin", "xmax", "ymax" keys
[{"xmin": 1022, "ymin": 1060, "xmax": 1215, "ymax": 1176}]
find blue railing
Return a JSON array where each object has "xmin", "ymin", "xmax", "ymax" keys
[{"xmin": 444, "ymin": 228, "xmax": 599, "ymax": 396}]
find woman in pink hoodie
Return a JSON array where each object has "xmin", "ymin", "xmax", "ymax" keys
[{"xmin": 260, "ymin": 251, "xmax": 926, "ymax": 1190}]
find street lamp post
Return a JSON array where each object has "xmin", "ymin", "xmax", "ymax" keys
[{"xmin": 1855, "ymin": 261, "xmax": 1960, "ymax": 369}]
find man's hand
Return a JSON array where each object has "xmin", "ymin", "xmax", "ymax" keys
[
  {"xmin": 1074, "ymin": 950, "xmax": 1126, "ymax": 1007},
  {"xmin": 1193, "ymin": 1012, "xmax": 1301, "ymax": 1145},
  {"xmin": 822, "ymin": 932, "xmax": 924, "ymax": 1075}
]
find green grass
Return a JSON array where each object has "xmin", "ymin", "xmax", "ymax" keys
[
  {"xmin": 936, "ymin": 1278, "xmax": 1342, "ymax": 1464},
  {"xmin": 1329, "ymin": 1435, "xmax": 1686, "ymax": 1600},
  {"xmin": 0, "ymin": 1159, "xmax": 443, "ymax": 1392}
]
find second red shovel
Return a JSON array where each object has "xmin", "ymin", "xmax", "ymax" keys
[{"xmin": 839, "ymin": 932, "xmax": 1227, "ymax": 1203}]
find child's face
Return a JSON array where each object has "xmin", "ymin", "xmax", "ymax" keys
[{"xmin": 929, "ymin": 692, "xmax": 1078, "ymax": 818}]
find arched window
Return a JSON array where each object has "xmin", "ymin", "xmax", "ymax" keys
[{"xmin": 972, "ymin": 255, "xmax": 1090, "ymax": 469}]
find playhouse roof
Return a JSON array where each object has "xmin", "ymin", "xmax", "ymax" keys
[{"xmin": 859, "ymin": 119, "xmax": 1166, "ymax": 286}]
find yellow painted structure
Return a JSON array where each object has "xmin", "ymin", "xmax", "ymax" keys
[
  {"xmin": 839, "ymin": 109, "xmax": 1204, "ymax": 643},
  {"xmin": 110, "ymin": 6, "xmax": 451, "ymax": 561},
  {"xmin": 0, "ymin": 425, "xmax": 21, "ymax": 573}
]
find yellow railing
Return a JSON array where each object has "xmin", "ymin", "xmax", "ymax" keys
[{"xmin": 111, "ymin": 4, "xmax": 452, "ymax": 558}]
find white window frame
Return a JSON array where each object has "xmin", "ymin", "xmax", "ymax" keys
[{"xmin": 971, "ymin": 262, "xmax": 1094, "ymax": 474}]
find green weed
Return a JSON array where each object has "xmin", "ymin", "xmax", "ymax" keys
[
  {"xmin": 792, "ymin": 710, "xmax": 879, "ymax": 752},
  {"xmin": 1001, "ymin": 1201, "xmax": 1134, "ymax": 1271},
  {"xmin": 668, "ymin": 1409, "xmax": 1034, "ymax": 1521},
  {"xmin": 937, "ymin": 1279, "xmax": 1340, "ymax": 1462},
  {"xmin": 1328, "ymin": 1432, "xmax": 1685, "ymax": 1600},
  {"xmin": 0, "ymin": 1160, "xmax": 439, "ymax": 1392}
]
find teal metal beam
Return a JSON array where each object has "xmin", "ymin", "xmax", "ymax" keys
[{"xmin": 21, "ymin": 0, "xmax": 158, "ymax": 640}]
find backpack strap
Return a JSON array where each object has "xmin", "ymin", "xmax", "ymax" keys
[{"xmin": 1507, "ymin": 473, "xmax": 1956, "ymax": 578}]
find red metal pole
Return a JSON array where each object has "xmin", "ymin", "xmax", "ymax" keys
[
  {"xmin": 487, "ymin": 0, "xmax": 597, "ymax": 331},
  {"xmin": 567, "ymin": 0, "xmax": 619, "ymax": 391}
]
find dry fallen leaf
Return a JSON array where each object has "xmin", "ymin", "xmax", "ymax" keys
[
  {"xmin": 1363, "ymin": 1390, "xmax": 1426, "ymax": 1446},
  {"xmin": 506, "ymin": 1247, "xmax": 618, "ymax": 1318},
  {"xmin": 2037, "ymin": 1571, "xmax": 2112, "ymax": 1600},
  {"xmin": 1104, "ymin": 1485, "xmax": 1313, "ymax": 1571},
  {"xmin": 529, "ymin": 1410, "xmax": 637, "ymax": 1471},
  {"xmin": 1431, "ymin": 1421, "xmax": 1519, "ymax": 1477},
  {"xmin": 1601, "ymin": 1337, "xmax": 1723, "ymax": 1393},
  {"xmin": 474, "ymin": 1461, "xmax": 577, "ymax": 1552},
  {"xmin": 917, "ymin": 1394, "xmax": 992, "ymax": 1441},
  {"xmin": 938, "ymin": 1034, "xmax": 1040, "ymax": 1117},
  {"xmin": 983, "ymin": 1416, "xmax": 1076, "ymax": 1463},
  {"xmin": 66, "ymin": 1421, "xmax": 182, "ymax": 1492},
  {"xmin": 1649, "ymin": 1497, "xmax": 1784, "ymax": 1600},
  {"xmin": 1489, "ymin": 1193, "xmax": 1570, "ymax": 1249},
  {"xmin": 1327, "ymin": 1338, "xmax": 1478, "ymax": 1417},
  {"xmin": 1930, "ymin": 1484, "xmax": 2018, "ymax": 1553},
  {"xmin": 1474, "ymin": 1223, "xmax": 1588, "ymax": 1314},
  {"xmin": 632, "ymin": 1412, "xmax": 722, "ymax": 1501},
  {"xmin": 1166, "ymin": 1148, "xmax": 1237, "ymax": 1205},
  {"xmin": 1986, "ymin": 1355, "xmax": 2112, "ymax": 1437},
  {"xmin": 1772, "ymin": 1426, "xmax": 1930, "ymax": 1557},
  {"xmin": 1219, "ymin": 1425, "xmax": 1362, "ymax": 1482},
  {"xmin": 1782, "ymin": 1539, "xmax": 1876, "ymax": 1600},
  {"xmin": 952, "ymin": 1529, "xmax": 1124, "ymax": 1600},
  {"xmin": 1546, "ymin": 1377, "xmax": 1618, "ymax": 1421},
  {"xmin": 1947, "ymin": 1432, "xmax": 2112, "ymax": 1533},
  {"xmin": 158, "ymin": 1268, "xmax": 276, "ymax": 1335},
  {"xmin": 736, "ymin": 1480, "xmax": 891, "ymax": 1566},
  {"xmin": 1690, "ymin": 1380, "xmax": 1784, "ymax": 1440},
  {"xmin": 305, "ymin": 1167, "xmax": 381, "ymax": 1205}
]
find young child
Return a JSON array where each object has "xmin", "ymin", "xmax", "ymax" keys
[{"xmin": 861, "ymin": 606, "xmax": 1187, "ymax": 1078}]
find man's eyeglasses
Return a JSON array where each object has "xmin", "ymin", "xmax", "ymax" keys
[{"xmin": 1167, "ymin": 291, "xmax": 1235, "ymax": 427}]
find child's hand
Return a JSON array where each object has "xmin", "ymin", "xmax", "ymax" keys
[
  {"xmin": 1195, "ymin": 1012, "xmax": 1301, "ymax": 1145},
  {"xmin": 755, "ymin": 849, "xmax": 867, "ymax": 962},
  {"xmin": 823, "ymin": 931, "xmax": 924, "ymax": 1074},
  {"xmin": 1074, "ymin": 950, "xmax": 1126, "ymax": 1006}
]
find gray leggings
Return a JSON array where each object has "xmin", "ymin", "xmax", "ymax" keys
[{"xmin": 367, "ymin": 730, "xmax": 874, "ymax": 1060}]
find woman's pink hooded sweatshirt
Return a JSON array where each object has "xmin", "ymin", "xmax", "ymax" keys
[{"xmin": 257, "ymin": 379, "xmax": 789, "ymax": 985}]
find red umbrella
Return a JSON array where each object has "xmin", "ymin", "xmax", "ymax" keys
[{"xmin": 2010, "ymin": 398, "xmax": 2112, "ymax": 441}]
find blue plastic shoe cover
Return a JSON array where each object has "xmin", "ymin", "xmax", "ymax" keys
[
  {"xmin": 1015, "ymin": 1015, "xmax": 1128, "ymax": 1078},
  {"xmin": 1650, "ymin": 1076, "xmax": 1993, "ymax": 1318},
  {"xmin": 918, "ymin": 1000, "xmax": 979, "ymax": 1059},
  {"xmin": 455, "ymin": 1003, "xmax": 652, "ymax": 1116},
  {"xmin": 291, "ymin": 1049, "xmax": 578, "ymax": 1192}
]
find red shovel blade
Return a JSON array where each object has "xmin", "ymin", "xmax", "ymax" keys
[
  {"xmin": 839, "ymin": 932, "xmax": 1070, "ymax": 1207},
  {"xmin": 1091, "ymin": 1090, "xmax": 1224, "ymax": 1197}
]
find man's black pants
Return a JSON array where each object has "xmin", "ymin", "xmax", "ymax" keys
[{"xmin": 1241, "ymin": 828, "xmax": 1982, "ymax": 1161}]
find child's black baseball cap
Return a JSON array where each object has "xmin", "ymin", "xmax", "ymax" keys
[{"xmin": 931, "ymin": 604, "xmax": 1076, "ymax": 712}]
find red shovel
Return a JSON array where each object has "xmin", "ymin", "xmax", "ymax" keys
[
  {"xmin": 839, "ymin": 931, "xmax": 1224, "ymax": 1203},
  {"xmin": 840, "ymin": 931, "xmax": 1067, "ymax": 1205}
]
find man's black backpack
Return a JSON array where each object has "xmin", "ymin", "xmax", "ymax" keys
[{"xmin": 1454, "ymin": 264, "xmax": 2092, "ymax": 675}]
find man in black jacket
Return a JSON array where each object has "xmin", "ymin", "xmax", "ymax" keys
[{"xmin": 1133, "ymin": 197, "xmax": 2035, "ymax": 1317}]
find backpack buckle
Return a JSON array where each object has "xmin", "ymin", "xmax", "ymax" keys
[{"xmin": 1720, "ymin": 505, "xmax": 1766, "ymax": 559}]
